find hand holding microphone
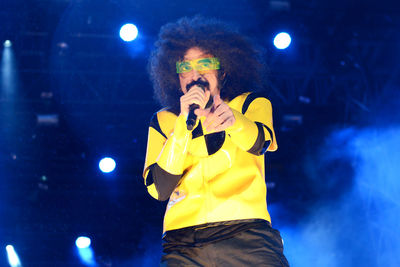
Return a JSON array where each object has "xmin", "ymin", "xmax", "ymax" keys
[
  {"xmin": 180, "ymin": 82, "xmax": 211, "ymax": 130},
  {"xmin": 186, "ymin": 88, "xmax": 203, "ymax": 130}
]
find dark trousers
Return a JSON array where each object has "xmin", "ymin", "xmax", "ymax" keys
[{"xmin": 160, "ymin": 220, "xmax": 290, "ymax": 267}]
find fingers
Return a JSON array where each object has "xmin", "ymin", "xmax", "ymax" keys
[
  {"xmin": 203, "ymin": 103, "xmax": 223, "ymax": 127},
  {"xmin": 182, "ymin": 87, "xmax": 205, "ymax": 106},
  {"xmin": 212, "ymin": 115, "xmax": 235, "ymax": 132},
  {"xmin": 193, "ymin": 94, "xmax": 235, "ymax": 133},
  {"xmin": 180, "ymin": 87, "xmax": 210, "ymax": 116},
  {"xmin": 199, "ymin": 97, "xmax": 235, "ymax": 132},
  {"xmin": 194, "ymin": 108, "xmax": 210, "ymax": 117},
  {"xmin": 205, "ymin": 106, "xmax": 230, "ymax": 131}
]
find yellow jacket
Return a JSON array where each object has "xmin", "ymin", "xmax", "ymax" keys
[{"xmin": 143, "ymin": 92, "xmax": 277, "ymax": 233}]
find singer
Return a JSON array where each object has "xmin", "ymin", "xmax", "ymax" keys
[{"xmin": 143, "ymin": 16, "xmax": 290, "ymax": 266}]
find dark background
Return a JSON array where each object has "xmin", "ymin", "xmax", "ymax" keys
[{"xmin": 1, "ymin": 0, "xmax": 399, "ymax": 266}]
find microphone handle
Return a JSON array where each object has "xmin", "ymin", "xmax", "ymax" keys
[
  {"xmin": 186, "ymin": 83, "xmax": 206, "ymax": 130},
  {"xmin": 186, "ymin": 103, "xmax": 199, "ymax": 130}
]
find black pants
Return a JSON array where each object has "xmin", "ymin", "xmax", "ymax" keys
[{"xmin": 161, "ymin": 219, "xmax": 290, "ymax": 267}]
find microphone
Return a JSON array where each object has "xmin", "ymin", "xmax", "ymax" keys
[{"xmin": 186, "ymin": 84, "xmax": 205, "ymax": 130}]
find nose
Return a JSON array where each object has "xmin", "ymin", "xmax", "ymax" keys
[{"xmin": 190, "ymin": 69, "xmax": 202, "ymax": 80}]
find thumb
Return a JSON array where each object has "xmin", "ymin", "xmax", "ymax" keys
[{"xmin": 213, "ymin": 94, "xmax": 222, "ymax": 105}]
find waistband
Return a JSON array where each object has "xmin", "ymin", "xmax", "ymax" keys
[{"xmin": 162, "ymin": 219, "xmax": 272, "ymax": 248}]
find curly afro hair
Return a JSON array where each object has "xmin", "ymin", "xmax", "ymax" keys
[{"xmin": 148, "ymin": 16, "xmax": 268, "ymax": 114}]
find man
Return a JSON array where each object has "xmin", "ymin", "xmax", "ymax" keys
[{"xmin": 143, "ymin": 16, "xmax": 289, "ymax": 266}]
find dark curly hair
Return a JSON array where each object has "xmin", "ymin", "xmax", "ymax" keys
[{"xmin": 148, "ymin": 16, "xmax": 268, "ymax": 114}]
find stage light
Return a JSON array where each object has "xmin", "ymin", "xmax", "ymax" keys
[
  {"xmin": 75, "ymin": 236, "xmax": 91, "ymax": 249},
  {"xmin": 99, "ymin": 157, "xmax": 116, "ymax": 173},
  {"xmin": 77, "ymin": 247, "xmax": 95, "ymax": 266},
  {"xmin": 2, "ymin": 41, "xmax": 18, "ymax": 99},
  {"xmin": 273, "ymin": 32, "xmax": 291, "ymax": 49},
  {"xmin": 119, "ymin": 23, "xmax": 138, "ymax": 42},
  {"xmin": 6, "ymin": 245, "xmax": 22, "ymax": 267},
  {"xmin": 36, "ymin": 114, "xmax": 59, "ymax": 126},
  {"xmin": 75, "ymin": 237, "xmax": 96, "ymax": 266},
  {"xmin": 4, "ymin": 40, "xmax": 12, "ymax": 48}
]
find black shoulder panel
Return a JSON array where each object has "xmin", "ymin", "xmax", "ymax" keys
[
  {"xmin": 149, "ymin": 112, "xmax": 167, "ymax": 139},
  {"xmin": 242, "ymin": 92, "xmax": 269, "ymax": 114}
]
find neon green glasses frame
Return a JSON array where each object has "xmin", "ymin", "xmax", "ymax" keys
[{"xmin": 176, "ymin": 57, "xmax": 220, "ymax": 74}]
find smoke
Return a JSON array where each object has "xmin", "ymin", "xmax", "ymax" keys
[{"xmin": 280, "ymin": 126, "xmax": 400, "ymax": 267}]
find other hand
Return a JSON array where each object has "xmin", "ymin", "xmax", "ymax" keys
[{"xmin": 195, "ymin": 95, "xmax": 235, "ymax": 133}]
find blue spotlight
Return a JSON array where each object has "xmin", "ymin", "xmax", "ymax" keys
[
  {"xmin": 75, "ymin": 236, "xmax": 91, "ymax": 249},
  {"xmin": 273, "ymin": 32, "xmax": 292, "ymax": 49},
  {"xmin": 2, "ymin": 41, "xmax": 18, "ymax": 99},
  {"xmin": 75, "ymin": 237, "xmax": 96, "ymax": 266},
  {"xmin": 6, "ymin": 245, "xmax": 22, "ymax": 267},
  {"xmin": 119, "ymin": 23, "xmax": 138, "ymax": 42},
  {"xmin": 4, "ymin": 40, "xmax": 12, "ymax": 48},
  {"xmin": 99, "ymin": 157, "xmax": 116, "ymax": 173},
  {"xmin": 77, "ymin": 247, "xmax": 95, "ymax": 266}
]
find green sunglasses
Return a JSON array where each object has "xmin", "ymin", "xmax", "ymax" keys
[{"xmin": 176, "ymin": 57, "xmax": 220, "ymax": 74}]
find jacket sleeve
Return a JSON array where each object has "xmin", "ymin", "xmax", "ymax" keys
[
  {"xmin": 226, "ymin": 93, "xmax": 277, "ymax": 155},
  {"xmin": 143, "ymin": 112, "xmax": 191, "ymax": 201}
]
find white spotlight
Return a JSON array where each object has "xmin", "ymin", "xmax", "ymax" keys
[
  {"xmin": 75, "ymin": 236, "xmax": 91, "ymax": 249},
  {"xmin": 119, "ymin": 23, "xmax": 138, "ymax": 42},
  {"xmin": 4, "ymin": 40, "xmax": 12, "ymax": 48},
  {"xmin": 273, "ymin": 32, "xmax": 292, "ymax": 49},
  {"xmin": 6, "ymin": 245, "xmax": 22, "ymax": 267},
  {"xmin": 99, "ymin": 157, "xmax": 116, "ymax": 173}
]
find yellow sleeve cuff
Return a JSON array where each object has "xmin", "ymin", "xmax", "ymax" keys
[{"xmin": 226, "ymin": 109, "xmax": 259, "ymax": 151}]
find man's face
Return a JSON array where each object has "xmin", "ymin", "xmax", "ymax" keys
[{"xmin": 178, "ymin": 47, "xmax": 220, "ymax": 97}]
